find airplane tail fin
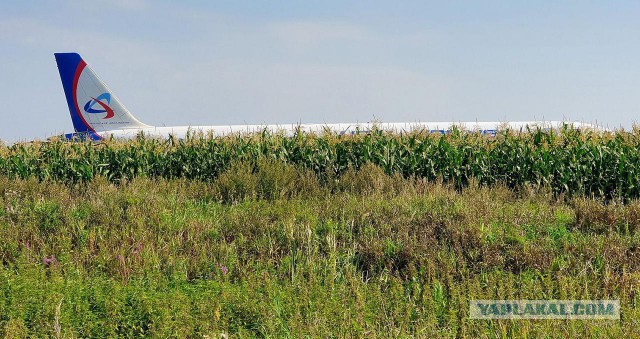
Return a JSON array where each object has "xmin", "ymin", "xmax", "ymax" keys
[{"xmin": 54, "ymin": 53, "xmax": 150, "ymax": 138}]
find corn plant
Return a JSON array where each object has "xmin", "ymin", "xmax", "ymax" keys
[{"xmin": 1, "ymin": 127, "xmax": 638, "ymax": 199}]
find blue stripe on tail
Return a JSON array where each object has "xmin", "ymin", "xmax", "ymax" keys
[{"xmin": 55, "ymin": 53, "xmax": 88, "ymax": 133}]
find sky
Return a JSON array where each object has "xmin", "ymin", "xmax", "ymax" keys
[{"xmin": 1, "ymin": 1, "xmax": 639, "ymax": 142}]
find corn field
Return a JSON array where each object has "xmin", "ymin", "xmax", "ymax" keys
[
  {"xmin": 1, "ymin": 127, "xmax": 639, "ymax": 199},
  {"xmin": 2, "ymin": 127, "xmax": 640, "ymax": 336}
]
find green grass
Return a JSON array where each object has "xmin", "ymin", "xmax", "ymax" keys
[
  {"xmin": 3, "ymin": 127, "xmax": 640, "ymax": 199},
  {"xmin": 1, "ymin": 160, "xmax": 638, "ymax": 337}
]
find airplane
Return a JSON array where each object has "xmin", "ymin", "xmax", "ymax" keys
[{"xmin": 54, "ymin": 52, "xmax": 607, "ymax": 141}]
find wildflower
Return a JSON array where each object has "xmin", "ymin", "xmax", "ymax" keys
[
  {"xmin": 219, "ymin": 264, "xmax": 228, "ymax": 275},
  {"xmin": 132, "ymin": 242, "xmax": 143, "ymax": 255},
  {"xmin": 42, "ymin": 255, "xmax": 58, "ymax": 267}
]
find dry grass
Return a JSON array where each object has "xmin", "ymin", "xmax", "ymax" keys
[{"xmin": 0, "ymin": 161, "xmax": 638, "ymax": 336}]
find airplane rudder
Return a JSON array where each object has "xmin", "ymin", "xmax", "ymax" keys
[{"xmin": 55, "ymin": 53, "xmax": 91, "ymax": 133}]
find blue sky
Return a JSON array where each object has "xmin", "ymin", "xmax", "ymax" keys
[{"xmin": 1, "ymin": 1, "xmax": 639, "ymax": 142}]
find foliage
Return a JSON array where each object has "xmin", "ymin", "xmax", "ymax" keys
[
  {"xmin": 0, "ymin": 163, "xmax": 638, "ymax": 336},
  {"xmin": 1, "ymin": 127, "xmax": 639, "ymax": 199},
  {"xmin": 1, "ymin": 129, "xmax": 639, "ymax": 336}
]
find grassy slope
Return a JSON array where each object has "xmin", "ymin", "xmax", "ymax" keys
[{"xmin": 1, "ymin": 162, "xmax": 639, "ymax": 337}]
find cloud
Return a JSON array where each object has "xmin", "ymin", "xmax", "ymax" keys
[
  {"xmin": 0, "ymin": 15, "xmax": 172, "ymax": 141},
  {"xmin": 65, "ymin": 0, "xmax": 150, "ymax": 11},
  {"xmin": 0, "ymin": 10, "xmax": 455, "ymax": 142},
  {"xmin": 5, "ymin": 3, "xmax": 624, "ymax": 142},
  {"xmin": 268, "ymin": 21, "xmax": 375, "ymax": 46},
  {"xmin": 149, "ymin": 59, "xmax": 454, "ymax": 126}
]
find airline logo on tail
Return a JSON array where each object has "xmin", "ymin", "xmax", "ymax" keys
[
  {"xmin": 83, "ymin": 93, "xmax": 115, "ymax": 119},
  {"xmin": 55, "ymin": 52, "xmax": 151, "ymax": 140}
]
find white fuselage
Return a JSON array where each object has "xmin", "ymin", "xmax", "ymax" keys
[
  {"xmin": 97, "ymin": 121, "xmax": 607, "ymax": 139},
  {"xmin": 53, "ymin": 53, "xmax": 612, "ymax": 141}
]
